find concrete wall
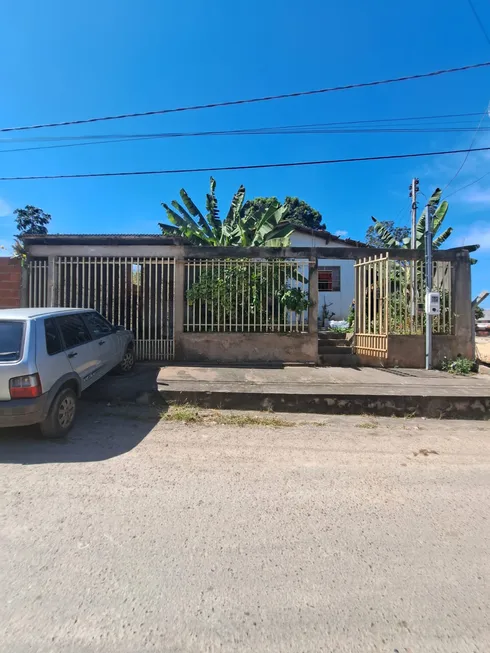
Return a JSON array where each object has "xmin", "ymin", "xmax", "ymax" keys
[
  {"xmin": 389, "ymin": 335, "xmax": 473, "ymax": 368},
  {"xmin": 289, "ymin": 232, "xmax": 355, "ymax": 320},
  {"xmin": 357, "ymin": 336, "xmax": 474, "ymax": 368},
  {"xmin": 0, "ymin": 258, "xmax": 22, "ymax": 308},
  {"xmin": 177, "ymin": 332, "xmax": 318, "ymax": 364}
]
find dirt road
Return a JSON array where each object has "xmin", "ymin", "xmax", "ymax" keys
[{"xmin": 0, "ymin": 405, "xmax": 489, "ymax": 653}]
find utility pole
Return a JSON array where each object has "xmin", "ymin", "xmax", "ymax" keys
[
  {"xmin": 409, "ymin": 178, "xmax": 419, "ymax": 249},
  {"xmin": 409, "ymin": 178, "xmax": 419, "ymax": 323},
  {"xmin": 425, "ymin": 202, "xmax": 433, "ymax": 370}
]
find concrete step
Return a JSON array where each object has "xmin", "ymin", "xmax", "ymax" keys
[
  {"xmin": 318, "ymin": 345, "xmax": 353, "ymax": 355},
  {"xmin": 318, "ymin": 353, "xmax": 359, "ymax": 367},
  {"xmin": 318, "ymin": 339, "xmax": 352, "ymax": 348},
  {"xmin": 157, "ymin": 365, "xmax": 490, "ymax": 419},
  {"xmin": 318, "ymin": 332, "xmax": 347, "ymax": 340}
]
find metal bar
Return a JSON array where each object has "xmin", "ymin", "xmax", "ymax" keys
[
  {"xmin": 154, "ymin": 258, "xmax": 158, "ymax": 344},
  {"xmin": 241, "ymin": 259, "xmax": 245, "ymax": 332},
  {"xmin": 385, "ymin": 256, "xmax": 389, "ymax": 340},
  {"xmin": 148, "ymin": 257, "xmax": 153, "ymax": 339},
  {"xmin": 143, "ymin": 258, "xmax": 147, "ymax": 344},
  {"xmin": 136, "ymin": 258, "xmax": 140, "ymax": 345},
  {"xmin": 203, "ymin": 259, "xmax": 208, "ymax": 332},
  {"xmin": 193, "ymin": 260, "xmax": 197, "ymax": 332},
  {"xmin": 254, "ymin": 260, "xmax": 258, "ymax": 332},
  {"xmin": 229, "ymin": 259, "xmax": 232, "ymax": 332},
  {"xmin": 160, "ymin": 258, "xmax": 164, "ymax": 344},
  {"xmin": 210, "ymin": 259, "xmax": 214, "ymax": 331}
]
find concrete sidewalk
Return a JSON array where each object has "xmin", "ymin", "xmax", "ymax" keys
[{"xmin": 157, "ymin": 365, "xmax": 490, "ymax": 418}]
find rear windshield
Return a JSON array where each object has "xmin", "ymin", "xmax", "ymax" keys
[{"xmin": 0, "ymin": 321, "xmax": 25, "ymax": 362}]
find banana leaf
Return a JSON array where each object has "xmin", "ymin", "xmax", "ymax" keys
[
  {"xmin": 180, "ymin": 188, "xmax": 213, "ymax": 239},
  {"xmin": 433, "ymin": 227, "xmax": 453, "ymax": 249},
  {"xmin": 162, "ymin": 203, "xmax": 200, "ymax": 235},
  {"xmin": 225, "ymin": 186, "xmax": 246, "ymax": 225},
  {"xmin": 205, "ymin": 177, "xmax": 221, "ymax": 233},
  {"xmin": 432, "ymin": 200, "xmax": 448, "ymax": 235},
  {"xmin": 371, "ymin": 217, "xmax": 400, "ymax": 247}
]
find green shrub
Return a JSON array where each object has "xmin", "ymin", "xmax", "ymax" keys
[
  {"xmin": 440, "ymin": 356, "xmax": 475, "ymax": 375},
  {"xmin": 329, "ymin": 325, "xmax": 350, "ymax": 333}
]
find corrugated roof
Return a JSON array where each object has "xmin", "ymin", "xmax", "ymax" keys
[
  {"xmin": 23, "ymin": 227, "xmax": 368, "ymax": 248},
  {"xmin": 287, "ymin": 224, "xmax": 368, "ymax": 247}
]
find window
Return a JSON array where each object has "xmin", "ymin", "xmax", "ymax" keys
[
  {"xmin": 0, "ymin": 321, "xmax": 25, "ymax": 362},
  {"xmin": 44, "ymin": 318, "xmax": 63, "ymax": 355},
  {"xmin": 56, "ymin": 314, "xmax": 91, "ymax": 349},
  {"xmin": 318, "ymin": 266, "xmax": 340, "ymax": 292},
  {"xmin": 83, "ymin": 312, "xmax": 113, "ymax": 339}
]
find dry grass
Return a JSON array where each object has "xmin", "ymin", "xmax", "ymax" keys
[
  {"xmin": 162, "ymin": 404, "xmax": 294, "ymax": 428},
  {"xmin": 356, "ymin": 421, "xmax": 378, "ymax": 429}
]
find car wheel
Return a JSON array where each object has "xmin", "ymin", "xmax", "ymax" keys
[
  {"xmin": 39, "ymin": 387, "xmax": 77, "ymax": 439},
  {"xmin": 116, "ymin": 348, "xmax": 135, "ymax": 374}
]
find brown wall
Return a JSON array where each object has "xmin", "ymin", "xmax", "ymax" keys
[
  {"xmin": 357, "ymin": 335, "xmax": 474, "ymax": 368},
  {"xmin": 0, "ymin": 258, "xmax": 22, "ymax": 309},
  {"xmin": 177, "ymin": 332, "xmax": 318, "ymax": 364}
]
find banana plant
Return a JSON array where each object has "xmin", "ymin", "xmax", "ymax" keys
[
  {"xmin": 159, "ymin": 177, "xmax": 294, "ymax": 246},
  {"xmin": 371, "ymin": 188, "xmax": 453, "ymax": 251}
]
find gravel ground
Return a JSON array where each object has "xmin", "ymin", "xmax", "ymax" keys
[{"xmin": 0, "ymin": 404, "xmax": 489, "ymax": 653}]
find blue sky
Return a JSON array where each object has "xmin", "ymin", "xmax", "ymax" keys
[{"xmin": 0, "ymin": 0, "xmax": 489, "ymax": 305}]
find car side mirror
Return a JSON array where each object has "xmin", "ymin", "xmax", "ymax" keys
[{"xmin": 113, "ymin": 325, "xmax": 125, "ymax": 332}]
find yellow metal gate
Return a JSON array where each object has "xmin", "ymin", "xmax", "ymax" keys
[{"xmin": 354, "ymin": 254, "xmax": 389, "ymax": 359}]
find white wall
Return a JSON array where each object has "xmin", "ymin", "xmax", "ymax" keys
[{"xmin": 289, "ymin": 231, "xmax": 356, "ymax": 320}]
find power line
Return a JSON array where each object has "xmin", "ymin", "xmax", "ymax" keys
[
  {"xmin": 0, "ymin": 111, "xmax": 485, "ymax": 143},
  {"xmin": 1, "ymin": 61, "xmax": 490, "ymax": 134},
  {"xmin": 2, "ymin": 145, "xmax": 490, "ymax": 181},
  {"xmin": 3, "ymin": 126, "xmax": 490, "ymax": 155},
  {"xmin": 444, "ymin": 169, "xmax": 490, "ymax": 198},
  {"xmin": 467, "ymin": 0, "xmax": 490, "ymax": 46},
  {"xmin": 442, "ymin": 104, "xmax": 488, "ymax": 192}
]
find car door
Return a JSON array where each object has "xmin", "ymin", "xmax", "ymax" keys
[
  {"xmin": 82, "ymin": 311, "xmax": 119, "ymax": 373},
  {"xmin": 36, "ymin": 317, "xmax": 73, "ymax": 394},
  {"xmin": 55, "ymin": 314, "xmax": 101, "ymax": 390}
]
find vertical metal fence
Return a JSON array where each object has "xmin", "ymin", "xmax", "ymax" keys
[
  {"xmin": 355, "ymin": 255, "xmax": 454, "ymax": 357},
  {"xmin": 387, "ymin": 259, "xmax": 453, "ymax": 335},
  {"xmin": 27, "ymin": 258, "xmax": 48, "ymax": 307},
  {"xmin": 28, "ymin": 256, "xmax": 175, "ymax": 360},
  {"xmin": 184, "ymin": 258, "xmax": 309, "ymax": 332}
]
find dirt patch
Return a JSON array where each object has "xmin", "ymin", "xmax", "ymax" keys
[{"xmin": 163, "ymin": 404, "xmax": 295, "ymax": 427}]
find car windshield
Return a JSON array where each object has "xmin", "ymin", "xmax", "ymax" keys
[{"xmin": 0, "ymin": 321, "xmax": 25, "ymax": 361}]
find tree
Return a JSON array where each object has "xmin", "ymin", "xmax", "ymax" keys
[
  {"xmin": 13, "ymin": 205, "xmax": 51, "ymax": 260},
  {"xmin": 242, "ymin": 196, "xmax": 324, "ymax": 230},
  {"xmin": 370, "ymin": 188, "xmax": 452, "ymax": 251},
  {"xmin": 159, "ymin": 178, "xmax": 293, "ymax": 246},
  {"xmin": 14, "ymin": 205, "xmax": 51, "ymax": 235},
  {"xmin": 365, "ymin": 221, "xmax": 409, "ymax": 248}
]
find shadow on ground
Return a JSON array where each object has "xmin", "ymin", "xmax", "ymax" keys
[
  {"xmin": 83, "ymin": 363, "xmax": 162, "ymax": 404},
  {"xmin": 0, "ymin": 403, "xmax": 162, "ymax": 465}
]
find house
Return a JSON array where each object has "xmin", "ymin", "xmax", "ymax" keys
[{"xmin": 288, "ymin": 225, "xmax": 366, "ymax": 321}]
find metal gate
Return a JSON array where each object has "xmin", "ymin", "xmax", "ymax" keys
[
  {"xmin": 354, "ymin": 253, "xmax": 455, "ymax": 360},
  {"xmin": 28, "ymin": 256, "xmax": 175, "ymax": 360},
  {"xmin": 354, "ymin": 254, "xmax": 389, "ymax": 358}
]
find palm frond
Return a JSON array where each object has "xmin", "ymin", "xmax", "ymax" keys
[
  {"xmin": 371, "ymin": 217, "xmax": 400, "ymax": 247},
  {"xmin": 180, "ymin": 188, "xmax": 213, "ymax": 238},
  {"xmin": 225, "ymin": 185, "xmax": 246, "ymax": 226},
  {"xmin": 433, "ymin": 227, "xmax": 453, "ymax": 249},
  {"xmin": 432, "ymin": 200, "xmax": 448, "ymax": 235}
]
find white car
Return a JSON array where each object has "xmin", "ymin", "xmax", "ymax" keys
[{"xmin": 0, "ymin": 308, "xmax": 134, "ymax": 437}]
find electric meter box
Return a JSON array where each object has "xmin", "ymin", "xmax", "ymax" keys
[{"xmin": 425, "ymin": 291, "xmax": 441, "ymax": 315}]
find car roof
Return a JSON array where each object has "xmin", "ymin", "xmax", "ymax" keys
[{"xmin": 0, "ymin": 307, "xmax": 95, "ymax": 320}]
